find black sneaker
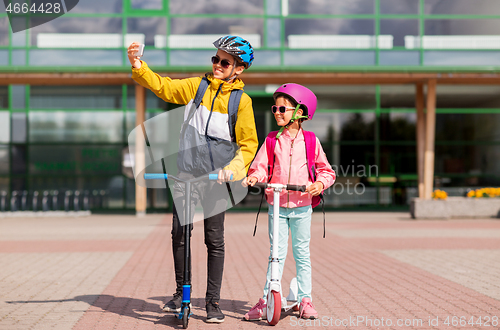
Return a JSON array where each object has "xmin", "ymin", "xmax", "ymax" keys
[
  {"xmin": 162, "ymin": 292, "xmax": 182, "ymax": 313},
  {"xmin": 206, "ymin": 300, "xmax": 225, "ymax": 323}
]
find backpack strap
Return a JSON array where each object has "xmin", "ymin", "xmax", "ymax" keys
[
  {"xmin": 182, "ymin": 77, "xmax": 210, "ymax": 136},
  {"xmin": 227, "ymin": 89, "xmax": 243, "ymax": 142},
  {"xmin": 303, "ymin": 130, "xmax": 326, "ymax": 238}
]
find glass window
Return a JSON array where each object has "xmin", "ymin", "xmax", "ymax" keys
[
  {"xmin": 380, "ymin": 0, "xmax": 419, "ymax": 14},
  {"xmin": 11, "ymin": 145, "xmax": 27, "ymax": 175},
  {"xmin": 424, "ymin": 51, "xmax": 500, "ymax": 66},
  {"xmin": 0, "ymin": 50, "xmax": 7, "ymax": 65},
  {"xmin": 29, "ymin": 111, "xmax": 124, "ymax": 143},
  {"xmin": 266, "ymin": 19, "xmax": 281, "ymax": 48},
  {"xmin": 12, "ymin": 50, "xmax": 26, "ymax": 66},
  {"xmin": 132, "ymin": 0, "xmax": 162, "ymax": 9},
  {"xmin": 379, "ymin": 51, "xmax": 420, "ymax": 66},
  {"xmin": 315, "ymin": 85, "xmax": 377, "ymax": 110},
  {"xmin": 380, "ymin": 20, "xmax": 418, "ymax": 47},
  {"xmin": 12, "ymin": 85, "xmax": 26, "ymax": 109},
  {"xmin": 289, "ymin": 0, "xmax": 374, "ymax": 15},
  {"xmin": 127, "ymin": 17, "xmax": 166, "ymax": 46},
  {"xmin": 70, "ymin": 0, "xmax": 122, "ymax": 13},
  {"xmin": 436, "ymin": 114, "xmax": 500, "ymax": 142},
  {"xmin": 379, "ymin": 145, "xmax": 416, "ymax": 174},
  {"xmin": 284, "ymin": 50, "xmax": 375, "ymax": 66},
  {"xmin": 303, "ymin": 111, "xmax": 376, "ymax": 144},
  {"xmin": 29, "ymin": 49, "xmax": 123, "ymax": 66},
  {"xmin": 337, "ymin": 145, "xmax": 376, "ymax": 174},
  {"xmin": 170, "ymin": 0, "xmax": 263, "ymax": 14},
  {"xmin": 285, "ymin": 19, "xmax": 374, "ymax": 41},
  {"xmin": 425, "ymin": 19, "xmax": 500, "ymax": 36},
  {"xmin": 12, "ymin": 113, "xmax": 27, "ymax": 143},
  {"xmin": 379, "ymin": 112, "xmax": 416, "ymax": 141},
  {"xmin": 0, "ymin": 87, "xmax": 7, "ymax": 109},
  {"xmin": 170, "ymin": 18, "xmax": 263, "ymax": 37},
  {"xmin": 29, "ymin": 146, "xmax": 122, "ymax": 175},
  {"xmin": 0, "ymin": 17, "xmax": 8, "ymax": 46},
  {"xmin": 0, "ymin": 145, "xmax": 8, "ymax": 174},
  {"xmin": 266, "ymin": 0, "xmax": 280, "ymax": 15},
  {"xmin": 30, "ymin": 17, "xmax": 122, "ymax": 46},
  {"xmin": 435, "ymin": 145, "xmax": 500, "ymax": 182},
  {"xmin": 380, "ymin": 84, "xmax": 417, "ymax": 108},
  {"xmin": 0, "ymin": 112, "xmax": 9, "ymax": 143},
  {"xmin": 434, "ymin": 85, "xmax": 500, "ymax": 109},
  {"xmin": 31, "ymin": 86, "xmax": 122, "ymax": 109},
  {"xmin": 425, "ymin": 0, "xmax": 500, "ymax": 15},
  {"xmin": 170, "ymin": 50, "xmax": 215, "ymax": 66},
  {"xmin": 253, "ymin": 50, "xmax": 280, "ymax": 66}
]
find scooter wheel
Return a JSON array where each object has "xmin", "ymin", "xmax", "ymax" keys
[
  {"xmin": 267, "ymin": 290, "xmax": 281, "ymax": 325},
  {"xmin": 182, "ymin": 306, "xmax": 189, "ymax": 329}
]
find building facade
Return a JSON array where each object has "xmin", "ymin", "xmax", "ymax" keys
[{"xmin": 1, "ymin": 0, "xmax": 500, "ymax": 212}]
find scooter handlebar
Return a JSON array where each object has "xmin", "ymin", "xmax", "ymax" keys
[
  {"xmin": 252, "ymin": 182, "xmax": 306, "ymax": 192},
  {"xmin": 144, "ymin": 173, "xmax": 230, "ymax": 181}
]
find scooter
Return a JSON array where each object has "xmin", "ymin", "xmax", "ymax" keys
[
  {"xmin": 144, "ymin": 172, "xmax": 222, "ymax": 329},
  {"xmin": 254, "ymin": 182, "xmax": 306, "ymax": 326}
]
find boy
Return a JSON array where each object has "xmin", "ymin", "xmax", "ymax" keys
[{"xmin": 127, "ymin": 35, "xmax": 258, "ymax": 323}]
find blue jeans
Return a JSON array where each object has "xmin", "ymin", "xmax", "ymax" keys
[{"xmin": 262, "ymin": 204, "xmax": 313, "ymax": 303}]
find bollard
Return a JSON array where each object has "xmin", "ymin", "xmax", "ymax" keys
[
  {"xmin": 74, "ymin": 191, "xmax": 80, "ymax": 212},
  {"xmin": 21, "ymin": 191, "xmax": 28, "ymax": 211},
  {"xmin": 64, "ymin": 191, "xmax": 72, "ymax": 212},
  {"xmin": 10, "ymin": 191, "xmax": 18, "ymax": 212},
  {"xmin": 32, "ymin": 191, "xmax": 39, "ymax": 212},
  {"xmin": 1, "ymin": 191, "xmax": 6, "ymax": 212},
  {"xmin": 42, "ymin": 191, "xmax": 50, "ymax": 212},
  {"xmin": 52, "ymin": 191, "xmax": 59, "ymax": 211}
]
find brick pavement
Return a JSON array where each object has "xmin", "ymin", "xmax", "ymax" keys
[{"xmin": 0, "ymin": 212, "xmax": 499, "ymax": 329}]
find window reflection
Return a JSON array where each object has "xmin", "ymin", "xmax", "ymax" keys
[
  {"xmin": 380, "ymin": 20, "xmax": 418, "ymax": 47},
  {"xmin": 435, "ymin": 85, "xmax": 500, "ymax": 109},
  {"xmin": 436, "ymin": 114, "xmax": 500, "ymax": 142},
  {"xmin": 380, "ymin": 112, "xmax": 416, "ymax": 141},
  {"xmin": 170, "ymin": 18, "xmax": 263, "ymax": 37},
  {"xmin": 70, "ymin": 0, "xmax": 122, "ymax": 13},
  {"xmin": 424, "ymin": 51, "xmax": 500, "ymax": 66},
  {"xmin": 0, "ymin": 87, "xmax": 8, "ymax": 109},
  {"xmin": 29, "ymin": 112, "xmax": 123, "ymax": 143},
  {"xmin": 289, "ymin": 0, "xmax": 374, "ymax": 14},
  {"xmin": 380, "ymin": 0, "xmax": 419, "ymax": 14},
  {"xmin": 425, "ymin": 0, "xmax": 500, "ymax": 15},
  {"xmin": 0, "ymin": 18, "xmax": 8, "ymax": 46},
  {"xmin": 0, "ymin": 112, "xmax": 9, "ymax": 143},
  {"xmin": 31, "ymin": 86, "xmax": 122, "ymax": 109},
  {"xmin": 132, "ymin": 0, "xmax": 162, "ymax": 10},
  {"xmin": 127, "ymin": 17, "xmax": 166, "ymax": 46},
  {"xmin": 285, "ymin": 19, "xmax": 374, "ymax": 39},
  {"xmin": 425, "ymin": 19, "xmax": 500, "ymax": 36},
  {"xmin": 170, "ymin": 0, "xmax": 263, "ymax": 14},
  {"xmin": 0, "ymin": 146, "xmax": 8, "ymax": 175}
]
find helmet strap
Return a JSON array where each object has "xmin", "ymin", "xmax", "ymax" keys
[
  {"xmin": 275, "ymin": 104, "xmax": 308, "ymax": 139},
  {"xmin": 223, "ymin": 64, "xmax": 238, "ymax": 82}
]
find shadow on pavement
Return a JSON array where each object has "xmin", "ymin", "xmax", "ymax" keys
[{"xmin": 7, "ymin": 294, "xmax": 251, "ymax": 327}]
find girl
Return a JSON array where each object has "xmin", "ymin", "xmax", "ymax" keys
[{"xmin": 243, "ymin": 83, "xmax": 336, "ymax": 320}]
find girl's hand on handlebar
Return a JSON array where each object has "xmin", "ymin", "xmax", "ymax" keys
[
  {"xmin": 306, "ymin": 181, "xmax": 324, "ymax": 196},
  {"xmin": 217, "ymin": 169, "xmax": 233, "ymax": 184},
  {"xmin": 127, "ymin": 42, "xmax": 142, "ymax": 69},
  {"xmin": 242, "ymin": 176, "xmax": 258, "ymax": 187}
]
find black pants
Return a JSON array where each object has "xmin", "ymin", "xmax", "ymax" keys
[{"xmin": 170, "ymin": 172, "xmax": 228, "ymax": 303}]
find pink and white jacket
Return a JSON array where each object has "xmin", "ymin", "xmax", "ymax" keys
[{"xmin": 248, "ymin": 128, "xmax": 336, "ymax": 208}]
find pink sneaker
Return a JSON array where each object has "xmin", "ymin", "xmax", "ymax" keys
[
  {"xmin": 299, "ymin": 298, "xmax": 318, "ymax": 319},
  {"xmin": 243, "ymin": 298, "xmax": 266, "ymax": 321}
]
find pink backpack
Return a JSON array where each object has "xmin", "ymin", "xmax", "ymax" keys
[{"xmin": 265, "ymin": 130, "xmax": 322, "ymax": 208}]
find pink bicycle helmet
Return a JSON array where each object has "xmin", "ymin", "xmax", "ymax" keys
[{"xmin": 273, "ymin": 83, "xmax": 317, "ymax": 120}]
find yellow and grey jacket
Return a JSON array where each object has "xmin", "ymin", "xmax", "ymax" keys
[{"xmin": 131, "ymin": 61, "xmax": 258, "ymax": 179}]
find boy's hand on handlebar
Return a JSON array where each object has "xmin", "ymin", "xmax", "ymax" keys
[
  {"xmin": 127, "ymin": 42, "xmax": 142, "ymax": 69},
  {"xmin": 242, "ymin": 176, "xmax": 258, "ymax": 187},
  {"xmin": 217, "ymin": 169, "xmax": 233, "ymax": 184},
  {"xmin": 306, "ymin": 181, "xmax": 324, "ymax": 196}
]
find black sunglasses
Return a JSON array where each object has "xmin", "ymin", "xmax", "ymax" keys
[
  {"xmin": 271, "ymin": 105, "xmax": 296, "ymax": 114},
  {"xmin": 211, "ymin": 56, "xmax": 232, "ymax": 69}
]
